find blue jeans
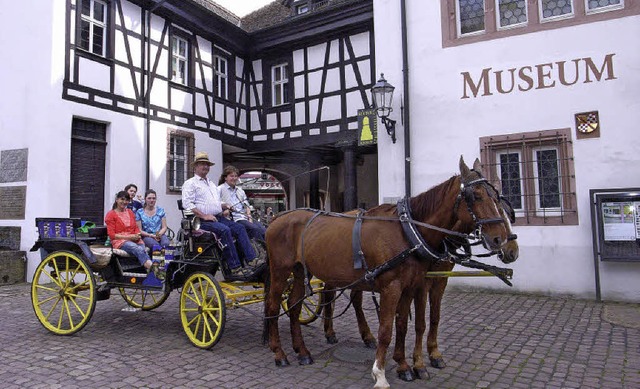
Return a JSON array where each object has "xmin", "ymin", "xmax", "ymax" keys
[
  {"xmin": 200, "ymin": 219, "xmax": 256, "ymax": 269},
  {"xmin": 119, "ymin": 241, "xmax": 151, "ymax": 266},
  {"xmin": 142, "ymin": 235, "xmax": 171, "ymax": 250},
  {"xmin": 237, "ymin": 219, "xmax": 266, "ymax": 241}
]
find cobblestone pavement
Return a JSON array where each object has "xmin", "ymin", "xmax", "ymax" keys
[{"xmin": 1, "ymin": 282, "xmax": 638, "ymax": 388}]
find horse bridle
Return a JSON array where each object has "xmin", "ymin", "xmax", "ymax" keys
[{"xmin": 453, "ymin": 175, "xmax": 517, "ymax": 251}]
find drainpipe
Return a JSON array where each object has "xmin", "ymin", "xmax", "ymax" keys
[
  {"xmin": 144, "ymin": 7, "xmax": 151, "ymax": 191},
  {"xmin": 400, "ymin": 0, "xmax": 411, "ymax": 198}
]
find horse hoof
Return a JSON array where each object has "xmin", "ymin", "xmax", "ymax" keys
[
  {"xmin": 364, "ymin": 339, "xmax": 377, "ymax": 349},
  {"xmin": 275, "ymin": 358, "xmax": 290, "ymax": 367},
  {"xmin": 397, "ymin": 369, "xmax": 416, "ymax": 382},
  {"xmin": 413, "ymin": 367, "xmax": 431, "ymax": 380},
  {"xmin": 430, "ymin": 357, "xmax": 446, "ymax": 369},
  {"xmin": 326, "ymin": 335, "xmax": 338, "ymax": 344},
  {"xmin": 298, "ymin": 355, "xmax": 314, "ymax": 365}
]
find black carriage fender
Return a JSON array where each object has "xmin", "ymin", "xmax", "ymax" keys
[{"xmin": 32, "ymin": 240, "xmax": 97, "ymax": 265}]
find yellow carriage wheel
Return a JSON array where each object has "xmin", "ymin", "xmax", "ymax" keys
[
  {"xmin": 118, "ymin": 288, "xmax": 170, "ymax": 311},
  {"xmin": 31, "ymin": 250, "xmax": 96, "ymax": 335},
  {"xmin": 281, "ymin": 278, "xmax": 323, "ymax": 325},
  {"xmin": 180, "ymin": 272, "xmax": 226, "ymax": 349}
]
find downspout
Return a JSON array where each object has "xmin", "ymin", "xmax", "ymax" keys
[
  {"xmin": 400, "ymin": 0, "xmax": 411, "ymax": 198},
  {"xmin": 144, "ymin": 7, "xmax": 151, "ymax": 191}
]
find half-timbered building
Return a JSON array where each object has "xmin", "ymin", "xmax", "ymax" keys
[{"xmin": 1, "ymin": 0, "xmax": 376, "ymax": 280}]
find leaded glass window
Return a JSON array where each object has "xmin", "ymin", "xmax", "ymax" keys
[
  {"xmin": 586, "ymin": 0, "xmax": 623, "ymax": 13},
  {"xmin": 497, "ymin": 0, "xmax": 528, "ymax": 29},
  {"xmin": 534, "ymin": 148, "xmax": 562, "ymax": 211},
  {"xmin": 457, "ymin": 0, "xmax": 485, "ymax": 36},
  {"xmin": 497, "ymin": 152, "xmax": 524, "ymax": 210},
  {"xmin": 480, "ymin": 129, "xmax": 577, "ymax": 225},
  {"xmin": 539, "ymin": 0, "xmax": 574, "ymax": 21}
]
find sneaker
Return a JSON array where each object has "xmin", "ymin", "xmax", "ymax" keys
[
  {"xmin": 246, "ymin": 257, "xmax": 265, "ymax": 267},
  {"xmin": 150, "ymin": 261, "xmax": 166, "ymax": 281},
  {"xmin": 230, "ymin": 267, "xmax": 251, "ymax": 277}
]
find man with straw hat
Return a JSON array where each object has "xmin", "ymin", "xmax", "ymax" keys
[{"xmin": 181, "ymin": 151, "xmax": 262, "ymax": 279}]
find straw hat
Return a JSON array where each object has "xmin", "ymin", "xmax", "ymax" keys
[{"xmin": 192, "ymin": 151, "xmax": 215, "ymax": 166}]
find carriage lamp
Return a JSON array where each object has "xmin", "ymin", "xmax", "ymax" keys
[{"xmin": 370, "ymin": 73, "xmax": 397, "ymax": 144}]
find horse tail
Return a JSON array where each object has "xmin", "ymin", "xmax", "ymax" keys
[{"xmin": 262, "ymin": 254, "xmax": 271, "ymax": 345}]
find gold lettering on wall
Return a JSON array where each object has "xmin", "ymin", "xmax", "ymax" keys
[{"xmin": 461, "ymin": 53, "xmax": 617, "ymax": 99}]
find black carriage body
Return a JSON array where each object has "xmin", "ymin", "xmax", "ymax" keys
[{"xmin": 30, "ymin": 217, "xmax": 224, "ymax": 295}]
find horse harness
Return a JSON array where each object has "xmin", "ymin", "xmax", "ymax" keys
[{"xmin": 298, "ymin": 173, "xmax": 512, "ymax": 291}]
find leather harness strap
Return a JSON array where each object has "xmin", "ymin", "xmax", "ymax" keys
[
  {"xmin": 351, "ymin": 209, "xmax": 367, "ymax": 270},
  {"xmin": 397, "ymin": 197, "xmax": 450, "ymax": 261}
]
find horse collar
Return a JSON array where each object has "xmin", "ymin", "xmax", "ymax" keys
[{"xmin": 397, "ymin": 197, "xmax": 449, "ymax": 261}]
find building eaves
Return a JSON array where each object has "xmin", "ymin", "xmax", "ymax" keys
[{"xmin": 241, "ymin": 0, "xmax": 364, "ymax": 33}]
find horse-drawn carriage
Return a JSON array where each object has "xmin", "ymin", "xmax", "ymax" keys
[
  {"xmin": 29, "ymin": 203, "xmax": 323, "ymax": 349},
  {"xmin": 29, "ymin": 157, "xmax": 518, "ymax": 389}
]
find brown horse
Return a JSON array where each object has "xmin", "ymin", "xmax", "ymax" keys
[
  {"xmin": 320, "ymin": 192, "xmax": 519, "ymax": 381},
  {"xmin": 263, "ymin": 157, "xmax": 511, "ymax": 389}
]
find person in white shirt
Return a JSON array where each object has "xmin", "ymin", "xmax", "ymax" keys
[
  {"xmin": 181, "ymin": 152, "xmax": 261, "ymax": 278},
  {"xmin": 218, "ymin": 165, "xmax": 266, "ymax": 241}
]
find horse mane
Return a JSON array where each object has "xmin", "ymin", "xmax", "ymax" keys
[
  {"xmin": 408, "ymin": 175, "xmax": 460, "ymax": 221},
  {"xmin": 363, "ymin": 175, "xmax": 460, "ymax": 220}
]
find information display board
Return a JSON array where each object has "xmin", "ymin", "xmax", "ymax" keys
[
  {"xmin": 590, "ymin": 188, "xmax": 640, "ymax": 301},
  {"xmin": 591, "ymin": 189, "xmax": 640, "ymax": 261}
]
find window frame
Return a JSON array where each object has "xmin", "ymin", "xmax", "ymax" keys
[
  {"xmin": 480, "ymin": 128, "xmax": 578, "ymax": 226},
  {"xmin": 271, "ymin": 63, "xmax": 290, "ymax": 107},
  {"xmin": 166, "ymin": 130, "xmax": 194, "ymax": 193},
  {"xmin": 456, "ymin": 0, "xmax": 486, "ymax": 37},
  {"xmin": 76, "ymin": 0, "xmax": 111, "ymax": 58},
  {"xmin": 170, "ymin": 31, "xmax": 192, "ymax": 87},
  {"xmin": 585, "ymin": 0, "xmax": 625, "ymax": 14},
  {"xmin": 538, "ymin": 0, "xmax": 575, "ymax": 23},
  {"xmin": 443, "ymin": 0, "xmax": 640, "ymax": 47},
  {"xmin": 214, "ymin": 55, "xmax": 229, "ymax": 100},
  {"xmin": 495, "ymin": 0, "xmax": 529, "ymax": 31}
]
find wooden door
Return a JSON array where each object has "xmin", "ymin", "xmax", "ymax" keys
[{"xmin": 70, "ymin": 119, "xmax": 107, "ymax": 224}]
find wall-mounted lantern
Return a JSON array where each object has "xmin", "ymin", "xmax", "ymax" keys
[{"xmin": 370, "ymin": 73, "xmax": 396, "ymax": 144}]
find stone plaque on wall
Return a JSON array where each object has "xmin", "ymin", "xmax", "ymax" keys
[
  {"xmin": 0, "ymin": 148, "xmax": 28, "ymax": 183},
  {"xmin": 0, "ymin": 226, "xmax": 21, "ymax": 250},
  {"xmin": 0, "ymin": 186, "xmax": 27, "ymax": 219}
]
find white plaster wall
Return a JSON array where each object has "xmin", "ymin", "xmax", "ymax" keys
[{"xmin": 373, "ymin": 0, "xmax": 640, "ymax": 301}]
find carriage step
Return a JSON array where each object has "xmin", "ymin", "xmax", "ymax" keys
[{"xmin": 122, "ymin": 272, "xmax": 148, "ymax": 278}]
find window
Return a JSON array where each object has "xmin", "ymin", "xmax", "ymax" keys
[
  {"xmin": 496, "ymin": 0, "xmax": 528, "ymax": 29},
  {"xmin": 297, "ymin": 4, "xmax": 310, "ymax": 14},
  {"xmin": 457, "ymin": 0, "xmax": 485, "ymax": 35},
  {"xmin": 271, "ymin": 63, "xmax": 289, "ymax": 106},
  {"xmin": 586, "ymin": 0, "xmax": 624, "ymax": 14},
  {"xmin": 214, "ymin": 55, "xmax": 228, "ymax": 99},
  {"xmin": 167, "ymin": 131, "xmax": 194, "ymax": 192},
  {"xmin": 539, "ymin": 0, "xmax": 574, "ymax": 22},
  {"xmin": 480, "ymin": 128, "xmax": 578, "ymax": 225},
  {"xmin": 444, "ymin": 0, "xmax": 638, "ymax": 46},
  {"xmin": 171, "ymin": 34, "xmax": 189, "ymax": 85},
  {"xmin": 79, "ymin": 0, "xmax": 108, "ymax": 56}
]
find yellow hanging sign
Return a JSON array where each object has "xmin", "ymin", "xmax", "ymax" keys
[{"xmin": 357, "ymin": 109, "xmax": 377, "ymax": 146}]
